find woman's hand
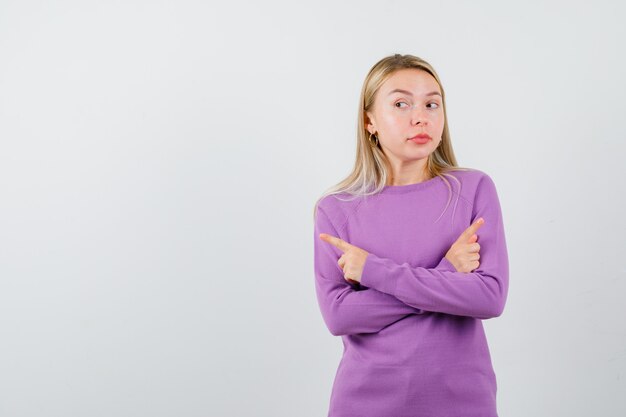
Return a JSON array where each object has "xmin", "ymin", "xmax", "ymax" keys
[
  {"xmin": 319, "ymin": 233, "xmax": 369, "ymax": 285},
  {"xmin": 444, "ymin": 217, "xmax": 485, "ymax": 273}
]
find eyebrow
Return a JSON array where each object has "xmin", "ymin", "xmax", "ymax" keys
[{"xmin": 387, "ymin": 88, "xmax": 442, "ymax": 98}]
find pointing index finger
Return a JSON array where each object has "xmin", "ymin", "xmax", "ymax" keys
[
  {"xmin": 319, "ymin": 233, "xmax": 351, "ymax": 252},
  {"xmin": 462, "ymin": 217, "xmax": 485, "ymax": 240}
]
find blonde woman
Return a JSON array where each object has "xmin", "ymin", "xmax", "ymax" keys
[{"xmin": 313, "ymin": 54, "xmax": 509, "ymax": 417}]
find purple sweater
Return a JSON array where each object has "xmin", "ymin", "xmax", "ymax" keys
[{"xmin": 313, "ymin": 168, "xmax": 509, "ymax": 417}]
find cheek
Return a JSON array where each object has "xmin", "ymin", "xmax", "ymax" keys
[
  {"xmin": 432, "ymin": 113, "xmax": 445, "ymax": 131},
  {"xmin": 380, "ymin": 113, "xmax": 404, "ymax": 132}
]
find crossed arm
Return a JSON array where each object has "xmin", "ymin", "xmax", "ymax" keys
[
  {"xmin": 313, "ymin": 177, "xmax": 509, "ymax": 336},
  {"xmin": 313, "ymin": 207, "xmax": 429, "ymax": 336}
]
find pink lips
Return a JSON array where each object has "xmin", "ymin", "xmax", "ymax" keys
[{"xmin": 409, "ymin": 134, "xmax": 431, "ymax": 144}]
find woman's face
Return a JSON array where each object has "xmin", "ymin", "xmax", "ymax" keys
[{"xmin": 366, "ymin": 68, "xmax": 445, "ymax": 164}]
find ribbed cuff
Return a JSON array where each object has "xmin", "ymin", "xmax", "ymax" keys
[
  {"xmin": 434, "ymin": 256, "xmax": 457, "ymax": 272},
  {"xmin": 360, "ymin": 253, "xmax": 397, "ymax": 295}
]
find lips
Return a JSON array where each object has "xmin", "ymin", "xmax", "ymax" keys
[
  {"xmin": 408, "ymin": 134, "xmax": 431, "ymax": 140},
  {"xmin": 408, "ymin": 133, "xmax": 432, "ymax": 145}
]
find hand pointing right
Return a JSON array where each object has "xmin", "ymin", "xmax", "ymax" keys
[{"xmin": 444, "ymin": 217, "xmax": 485, "ymax": 273}]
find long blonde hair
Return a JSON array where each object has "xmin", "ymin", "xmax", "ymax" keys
[{"xmin": 313, "ymin": 53, "xmax": 472, "ymax": 221}]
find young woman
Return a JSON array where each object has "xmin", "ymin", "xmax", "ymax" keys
[{"xmin": 313, "ymin": 54, "xmax": 509, "ymax": 417}]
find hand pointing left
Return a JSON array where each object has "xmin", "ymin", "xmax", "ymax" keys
[{"xmin": 319, "ymin": 233, "xmax": 370, "ymax": 285}]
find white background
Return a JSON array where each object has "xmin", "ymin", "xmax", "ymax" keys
[{"xmin": 1, "ymin": 1, "xmax": 625, "ymax": 416}]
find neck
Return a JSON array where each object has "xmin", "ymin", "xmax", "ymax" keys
[{"xmin": 386, "ymin": 158, "xmax": 430, "ymax": 186}]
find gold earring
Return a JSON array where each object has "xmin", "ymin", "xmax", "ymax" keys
[{"xmin": 368, "ymin": 132, "xmax": 379, "ymax": 147}]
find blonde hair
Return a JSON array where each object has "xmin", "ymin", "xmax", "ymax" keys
[{"xmin": 313, "ymin": 53, "xmax": 472, "ymax": 221}]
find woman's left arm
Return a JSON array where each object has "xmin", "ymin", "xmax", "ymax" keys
[{"xmin": 360, "ymin": 175, "xmax": 510, "ymax": 320}]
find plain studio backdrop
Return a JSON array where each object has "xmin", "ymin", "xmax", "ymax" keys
[{"xmin": 1, "ymin": 1, "xmax": 625, "ymax": 416}]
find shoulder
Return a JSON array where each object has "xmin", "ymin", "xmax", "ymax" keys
[
  {"xmin": 442, "ymin": 167, "xmax": 499, "ymax": 199},
  {"xmin": 314, "ymin": 192, "xmax": 364, "ymax": 232},
  {"xmin": 446, "ymin": 168, "xmax": 504, "ymax": 219},
  {"xmin": 443, "ymin": 167, "xmax": 492, "ymax": 184}
]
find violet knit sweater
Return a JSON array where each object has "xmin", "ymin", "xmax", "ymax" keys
[{"xmin": 313, "ymin": 168, "xmax": 509, "ymax": 417}]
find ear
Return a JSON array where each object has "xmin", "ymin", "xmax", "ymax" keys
[{"xmin": 365, "ymin": 112, "xmax": 376, "ymax": 135}]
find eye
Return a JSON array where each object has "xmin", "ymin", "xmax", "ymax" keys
[
  {"xmin": 427, "ymin": 102, "xmax": 440, "ymax": 109},
  {"xmin": 395, "ymin": 101, "xmax": 409, "ymax": 109}
]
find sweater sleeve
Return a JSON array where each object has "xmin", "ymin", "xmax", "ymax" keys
[
  {"xmin": 359, "ymin": 175, "xmax": 509, "ymax": 320},
  {"xmin": 313, "ymin": 204, "xmax": 424, "ymax": 336}
]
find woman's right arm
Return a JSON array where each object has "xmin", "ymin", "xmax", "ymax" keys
[{"xmin": 314, "ymin": 206, "xmax": 423, "ymax": 337}]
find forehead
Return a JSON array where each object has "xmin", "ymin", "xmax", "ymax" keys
[{"xmin": 380, "ymin": 68, "xmax": 440, "ymax": 95}]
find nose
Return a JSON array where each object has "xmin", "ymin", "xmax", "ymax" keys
[{"xmin": 410, "ymin": 105, "xmax": 428, "ymax": 125}]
